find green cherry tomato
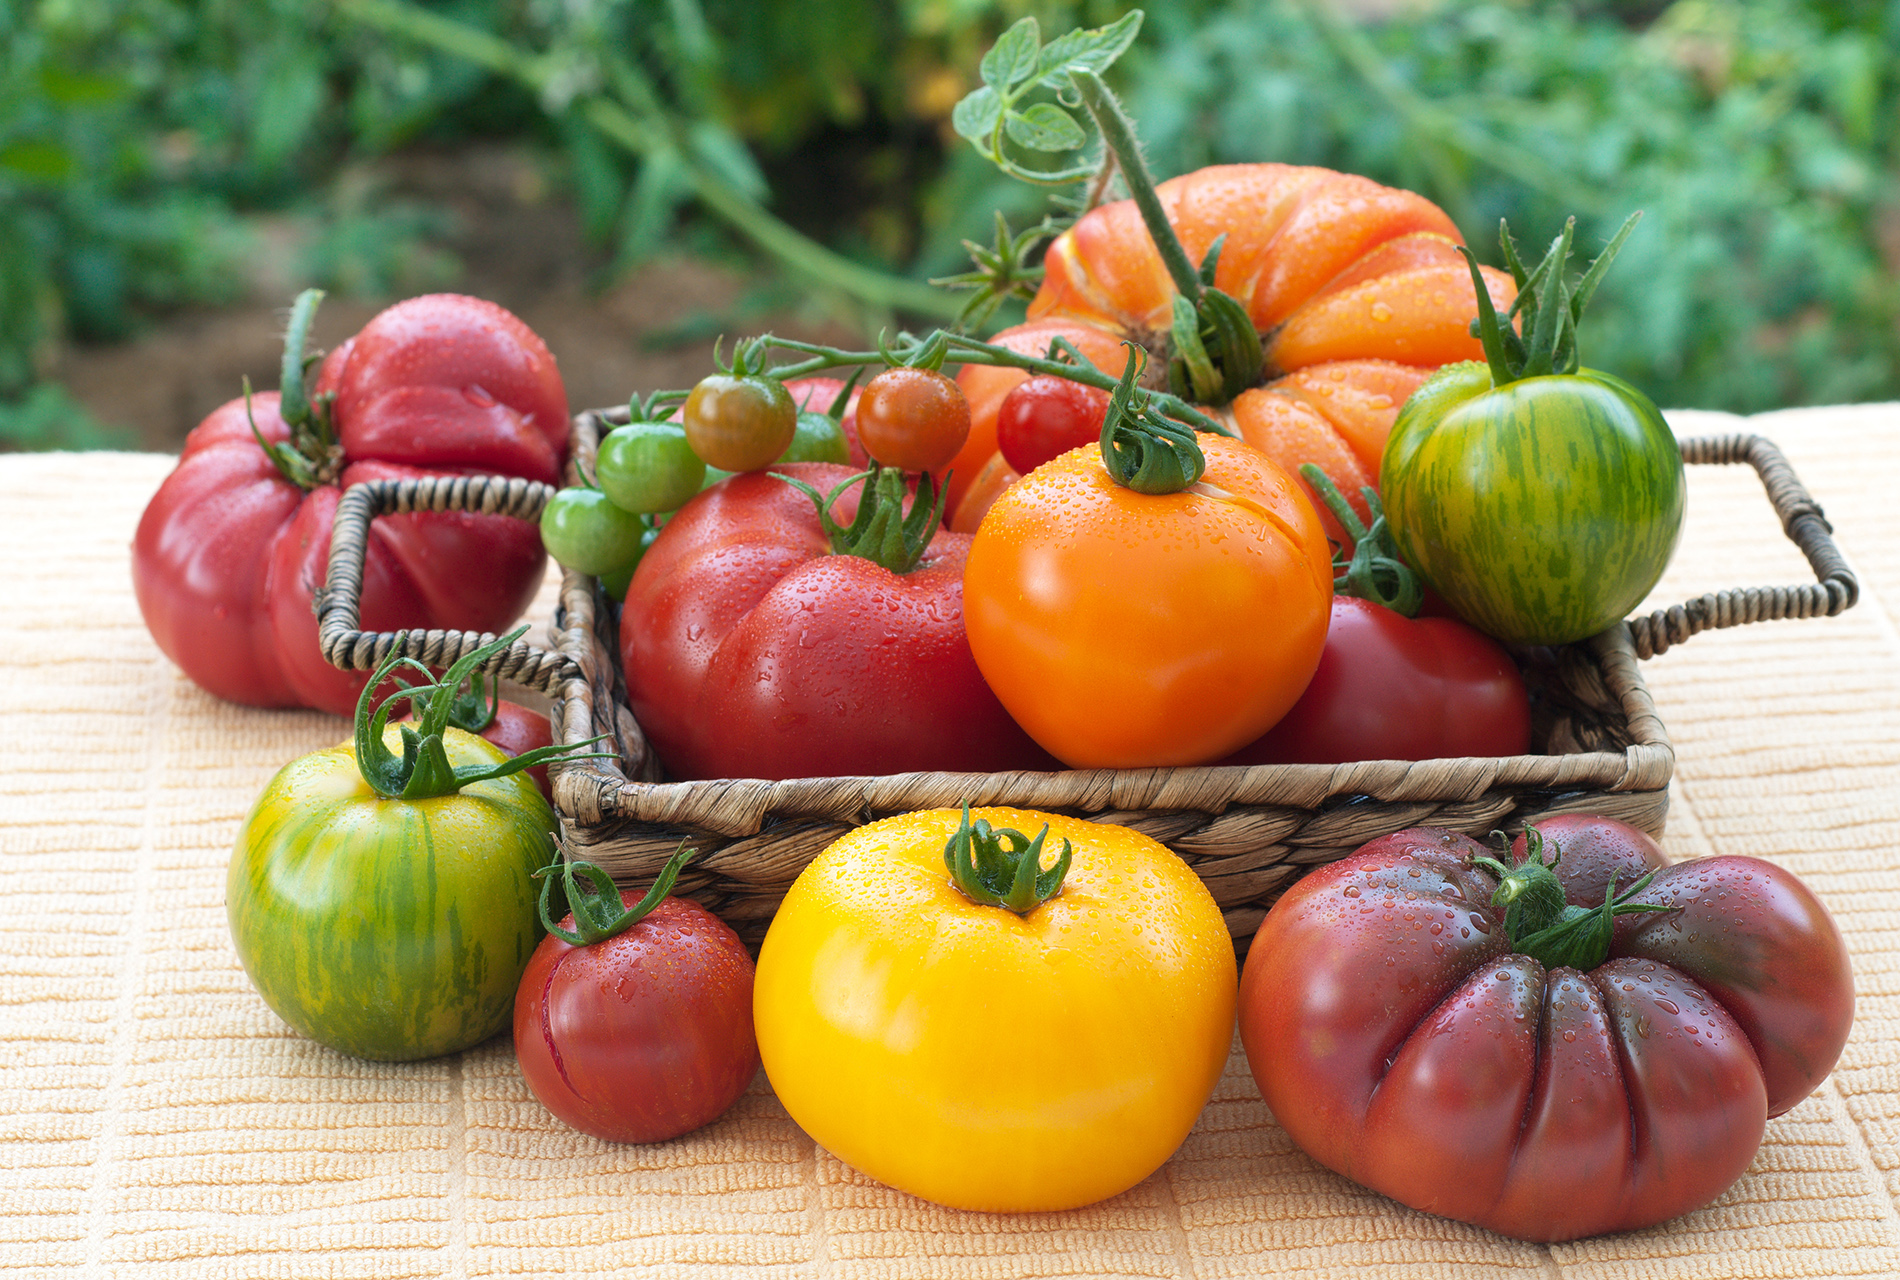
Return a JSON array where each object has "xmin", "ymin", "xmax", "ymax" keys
[
  {"xmin": 598, "ymin": 525, "xmax": 660, "ymax": 600},
  {"xmin": 682, "ymin": 373, "xmax": 797, "ymax": 472},
  {"xmin": 779, "ymin": 410, "xmax": 851, "ymax": 465},
  {"xmin": 596, "ymin": 422, "xmax": 707, "ymax": 514},
  {"xmin": 540, "ymin": 486, "xmax": 652, "ymax": 577},
  {"xmin": 1381, "ymin": 362, "xmax": 1685, "ymax": 647}
]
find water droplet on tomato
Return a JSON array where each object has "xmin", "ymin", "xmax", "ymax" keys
[
  {"xmin": 464, "ymin": 385, "xmax": 497, "ymax": 408},
  {"xmin": 1655, "ymin": 998, "xmax": 1679, "ymax": 1015},
  {"xmin": 1370, "ymin": 302, "xmax": 1394, "ymax": 322}
]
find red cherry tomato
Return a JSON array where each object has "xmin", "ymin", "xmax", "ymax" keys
[
  {"xmin": 513, "ymin": 891, "xmax": 759, "ymax": 1144},
  {"xmin": 995, "ymin": 375, "xmax": 1112, "ymax": 475},
  {"xmin": 1220, "ymin": 597, "xmax": 1530, "ymax": 764},
  {"xmin": 854, "ymin": 367, "xmax": 971, "ymax": 472}
]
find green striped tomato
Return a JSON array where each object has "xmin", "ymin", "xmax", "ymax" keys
[
  {"xmin": 227, "ymin": 725, "xmax": 551, "ymax": 1061},
  {"xmin": 1380, "ymin": 362, "xmax": 1685, "ymax": 646}
]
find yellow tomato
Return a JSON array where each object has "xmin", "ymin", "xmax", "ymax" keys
[{"xmin": 754, "ymin": 807, "xmax": 1236, "ymax": 1212}]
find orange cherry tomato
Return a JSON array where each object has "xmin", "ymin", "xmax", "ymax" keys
[
  {"xmin": 854, "ymin": 367, "xmax": 971, "ymax": 472},
  {"xmin": 963, "ymin": 433, "xmax": 1334, "ymax": 768}
]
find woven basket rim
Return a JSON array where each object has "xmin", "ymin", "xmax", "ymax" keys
[{"xmin": 545, "ymin": 409, "xmax": 1674, "ymax": 841}]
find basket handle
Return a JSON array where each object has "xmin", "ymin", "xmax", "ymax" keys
[
  {"xmin": 314, "ymin": 473, "xmax": 582, "ymax": 695},
  {"xmin": 1624, "ymin": 433, "xmax": 1858, "ymax": 659}
]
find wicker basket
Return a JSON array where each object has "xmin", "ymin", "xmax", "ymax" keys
[{"xmin": 315, "ymin": 411, "xmax": 1857, "ymax": 950}]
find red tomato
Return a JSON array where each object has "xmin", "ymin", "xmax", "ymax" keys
[
  {"xmin": 854, "ymin": 367, "xmax": 971, "ymax": 472},
  {"xmin": 1219, "ymin": 597, "xmax": 1530, "ymax": 764},
  {"xmin": 132, "ymin": 295, "xmax": 567, "ymax": 715},
  {"xmin": 963, "ymin": 433, "xmax": 1333, "ymax": 768},
  {"xmin": 478, "ymin": 700, "xmax": 555, "ymax": 802},
  {"xmin": 620, "ymin": 463, "xmax": 1056, "ymax": 780},
  {"xmin": 513, "ymin": 891, "xmax": 758, "ymax": 1144},
  {"xmin": 1239, "ymin": 820, "xmax": 1854, "ymax": 1242},
  {"xmin": 995, "ymin": 375, "xmax": 1111, "ymax": 475}
]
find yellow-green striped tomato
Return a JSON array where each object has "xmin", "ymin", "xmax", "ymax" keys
[
  {"xmin": 227, "ymin": 726, "xmax": 551, "ymax": 1061},
  {"xmin": 1381, "ymin": 361, "xmax": 1685, "ymax": 647}
]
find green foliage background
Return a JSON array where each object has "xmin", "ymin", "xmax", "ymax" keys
[{"xmin": 2, "ymin": 0, "xmax": 1895, "ymax": 447}]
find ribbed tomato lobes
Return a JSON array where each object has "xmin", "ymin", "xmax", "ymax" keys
[
  {"xmin": 133, "ymin": 294, "xmax": 568, "ymax": 714},
  {"xmin": 953, "ymin": 164, "xmax": 1514, "ymax": 546},
  {"xmin": 1239, "ymin": 821, "xmax": 1854, "ymax": 1242}
]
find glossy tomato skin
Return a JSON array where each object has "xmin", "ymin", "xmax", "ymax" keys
[
  {"xmin": 228, "ymin": 727, "xmax": 551, "ymax": 1061},
  {"xmin": 754, "ymin": 808, "xmax": 1236, "ymax": 1212},
  {"xmin": 1219, "ymin": 597, "xmax": 1530, "ymax": 764},
  {"xmin": 620, "ymin": 464, "xmax": 1055, "ymax": 780},
  {"xmin": 681, "ymin": 373, "xmax": 797, "ymax": 472},
  {"xmin": 854, "ymin": 367, "xmax": 971, "ymax": 472},
  {"xmin": 513, "ymin": 894, "xmax": 759, "ymax": 1144},
  {"xmin": 1238, "ymin": 823, "xmax": 1854, "ymax": 1242},
  {"xmin": 995, "ymin": 375, "xmax": 1111, "ymax": 475},
  {"xmin": 964, "ymin": 434, "xmax": 1333, "ymax": 768},
  {"xmin": 1381, "ymin": 362, "xmax": 1685, "ymax": 646},
  {"xmin": 134, "ymin": 295, "xmax": 566, "ymax": 715}
]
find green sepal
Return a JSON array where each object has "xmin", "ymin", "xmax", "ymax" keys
[
  {"xmin": 942, "ymin": 802, "xmax": 1072, "ymax": 915},
  {"xmin": 1101, "ymin": 343, "xmax": 1206, "ymax": 494},
  {"xmin": 772, "ymin": 463, "xmax": 947, "ymax": 575},
  {"xmin": 1463, "ymin": 211, "xmax": 1642, "ymax": 388},
  {"xmin": 1199, "ymin": 286, "xmax": 1263, "ymax": 402},
  {"xmin": 1168, "ymin": 292, "xmax": 1222, "ymax": 403},
  {"xmin": 1298, "ymin": 464, "xmax": 1422, "ymax": 617},
  {"xmin": 534, "ymin": 842, "xmax": 695, "ymax": 946},
  {"xmin": 1474, "ymin": 826, "xmax": 1671, "ymax": 970},
  {"xmin": 351, "ymin": 626, "xmax": 614, "ymax": 801}
]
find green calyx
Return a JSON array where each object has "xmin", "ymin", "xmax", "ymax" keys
[
  {"xmin": 352, "ymin": 626, "xmax": 610, "ymax": 802},
  {"xmin": 247, "ymin": 288, "xmax": 344, "ymax": 491},
  {"xmin": 943, "ymin": 803, "xmax": 1073, "ymax": 915},
  {"xmin": 772, "ymin": 463, "xmax": 948, "ymax": 575},
  {"xmin": 394, "ymin": 668, "xmax": 499, "ymax": 735},
  {"xmin": 533, "ymin": 843, "xmax": 694, "ymax": 947},
  {"xmin": 1068, "ymin": 68, "xmax": 1262, "ymax": 406},
  {"xmin": 1100, "ymin": 342, "xmax": 1205, "ymax": 494},
  {"xmin": 1464, "ymin": 211, "xmax": 1642, "ymax": 388},
  {"xmin": 1297, "ymin": 464, "xmax": 1422, "ymax": 617},
  {"xmin": 1472, "ymin": 827, "xmax": 1670, "ymax": 971}
]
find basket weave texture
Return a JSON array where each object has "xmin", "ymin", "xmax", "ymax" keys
[{"xmin": 314, "ymin": 410, "xmax": 1857, "ymax": 949}]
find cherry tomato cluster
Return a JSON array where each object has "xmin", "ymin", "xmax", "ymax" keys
[{"xmin": 540, "ymin": 364, "xmax": 971, "ymax": 600}]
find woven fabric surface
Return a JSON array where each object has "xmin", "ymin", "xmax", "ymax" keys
[{"xmin": 3, "ymin": 402, "xmax": 1898, "ymax": 1279}]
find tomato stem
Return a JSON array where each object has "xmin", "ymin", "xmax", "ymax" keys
[
  {"xmin": 1298, "ymin": 464, "xmax": 1423, "ymax": 617},
  {"xmin": 245, "ymin": 289, "xmax": 344, "ymax": 491},
  {"xmin": 1066, "ymin": 68, "xmax": 1263, "ymax": 405},
  {"xmin": 351, "ymin": 627, "xmax": 612, "ymax": 801},
  {"xmin": 943, "ymin": 803, "xmax": 1072, "ymax": 914},
  {"xmin": 1473, "ymin": 828, "xmax": 1671, "ymax": 970},
  {"xmin": 1099, "ymin": 343, "xmax": 1206, "ymax": 494},
  {"xmin": 533, "ymin": 843, "xmax": 695, "ymax": 946}
]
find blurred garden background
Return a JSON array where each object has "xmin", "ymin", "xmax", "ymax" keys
[{"xmin": 3, "ymin": 0, "xmax": 1895, "ymax": 452}]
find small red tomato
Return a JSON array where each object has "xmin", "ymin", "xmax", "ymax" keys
[
  {"xmin": 855, "ymin": 367, "xmax": 971, "ymax": 471},
  {"xmin": 1220, "ymin": 597, "xmax": 1530, "ymax": 764},
  {"xmin": 995, "ymin": 375, "xmax": 1112, "ymax": 475},
  {"xmin": 682, "ymin": 373, "xmax": 797, "ymax": 472},
  {"xmin": 514, "ymin": 856, "xmax": 759, "ymax": 1145}
]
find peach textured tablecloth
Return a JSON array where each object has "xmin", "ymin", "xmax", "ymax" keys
[{"xmin": 4, "ymin": 402, "xmax": 1899, "ymax": 1279}]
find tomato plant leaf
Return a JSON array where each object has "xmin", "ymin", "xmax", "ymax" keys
[
  {"xmin": 980, "ymin": 17, "xmax": 1043, "ymax": 92},
  {"xmin": 950, "ymin": 86, "xmax": 1003, "ymax": 146},
  {"xmin": 1004, "ymin": 103, "xmax": 1087, "ymax": 154},
  {"xmin": 1035, "ymin": 10, "xmax": 1144, "ymax": 88}
]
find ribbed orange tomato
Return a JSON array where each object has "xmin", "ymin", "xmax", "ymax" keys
[{"xmin": 956, "ymin": 165, "xmax": 1513, "ymax": 546}]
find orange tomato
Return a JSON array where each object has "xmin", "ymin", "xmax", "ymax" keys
[
  {"xmin": 984, "ymin": 164, "xmax": 1514, "ymax": 533},
  {"xmin": 963, "ymin": 433, "xmax": 1334, "ymax": 768}
]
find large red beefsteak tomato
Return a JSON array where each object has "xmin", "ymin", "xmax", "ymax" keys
[
  {"xmin": 1239, "ymin": 818, "xmax": 1854, "ymax": 1242},
  {"xmin": 133, "ymin": 293, "xmax": 568, "ymax": 715},
  {"xmin": 619, "ymin": 463, "xmax": 1053, "ymax": 780}
]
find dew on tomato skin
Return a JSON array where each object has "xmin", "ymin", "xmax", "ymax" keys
[
  {"xmin": 1430, "ymin": 922, "xmax": 1443, "ymax": 935},
  {"xmin": 1634, "ymin": 1015, "xmax": 1652, "ymax": 1039},
  {"xmin": 1561, "ymin": 1029, "xmax": 1577, "ymax": 1043},
  {"xmin": 1343, "ymin": 886, "xmax": 1361, "ymax": 898},
  {"xmin": 1655, "ymin": 998, "xmax": 1679, "ymax": 1015},
  {"xmin": 463, "ymin": 384, "xmax": 497, "ymax": 408},
  {"xmin": 1370, "ymin": 302, "xmax": 1394, "ymax": 322},
  {"xmin": 1469, "ymin": 914, "xmax": 1491, "ymax": 935}
]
